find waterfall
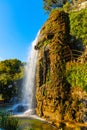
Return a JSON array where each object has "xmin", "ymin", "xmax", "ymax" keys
[
  {"xmin": 5, "ymin": 31, "xmax": 40, "ymax": 116},
  {"xmin": 22, "ymin": 31, "xmax": 40, "ymax": 113},
  {"xmin": 7, "ymin": 31, "xmax": 40, "ymax": 116}
]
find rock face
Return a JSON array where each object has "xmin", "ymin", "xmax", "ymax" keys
[
  {"xmin": 35, "ymin": 10, "xmax": 86, "ymax": 125},
  {"xmin": 35, "ymin": 10, "xmax": 70, "ymax": 122}
]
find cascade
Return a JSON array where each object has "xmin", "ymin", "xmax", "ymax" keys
[
  {"xmin": 22, "ymin": 31, "xmax": 40, "ymax": 114},
  {"xmin": 7, "ymin": 31, "xmax": 40, "ymax": 115},
  {"xmin": 23, "ymin": 31, "xmax": 39, "ymax": 107}
]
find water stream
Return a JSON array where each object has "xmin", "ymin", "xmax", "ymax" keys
[{"xmin": 22, "ymin": 31, "xmax": 39, "ymax": 112}]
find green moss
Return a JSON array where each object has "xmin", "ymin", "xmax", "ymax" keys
[
  {"xmin": 43, "ymin": 89, "xmax": 47, "ymax": 96},
  {"xmin": 18, "ymin": 118, "xmax": 57, "ymax": 130},
  {"xmin": 43, "ymin": 39, "xmax": 50, "ymax": 46}
]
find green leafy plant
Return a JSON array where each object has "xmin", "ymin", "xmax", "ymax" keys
[
  {"xmin": 66, "ymin": 63, "xmax": 87, "ymax": 91},
  {"xmin": 0, "ymin": 111, "xmax": 20, "ymax": 130},
  {"xmin": 69, "ymin": 8, "xmax": 87, "ymax": 45}
]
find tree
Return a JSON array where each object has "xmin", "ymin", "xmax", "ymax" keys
[
  {"xmin": 0, "ymin": 59, "xmax": 24, "ymax": 101},
  {"xmin": 43, "ymin": 0, "xmax": 86, "ymax": 13},
  {"xmin": 43, "ymin": 0, "xmax": 68, "ymax": 13}
]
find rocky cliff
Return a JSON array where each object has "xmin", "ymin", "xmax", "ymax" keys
[{"xmin": 35, "ymin": 10, "xmax": 87, "ymax": 126}]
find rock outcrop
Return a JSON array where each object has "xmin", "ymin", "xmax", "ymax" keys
[{"xmin": 35, "ymin": 10, "xmax": 87, "ymax": 126}]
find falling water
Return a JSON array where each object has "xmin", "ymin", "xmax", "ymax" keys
[
  {"xmin": 22, "ymin": 31, "xmax": 40, "ymax": 113},
  {"xmin": 7, "ymin": 31, "xmax": 40, "ymax": 116}
]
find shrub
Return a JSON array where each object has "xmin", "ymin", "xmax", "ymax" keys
[
  {"xmin": 69, "ymin": 8, "xmax": 87, "ymax": 45},
  {"xmin": 66, "ymin": 63, "xmax": 87, "ymax": 91}
]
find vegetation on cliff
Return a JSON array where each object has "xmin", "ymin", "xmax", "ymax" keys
[
  {"xmin": 0, "ymin": 59, "xmax": 24, "ymax": 102},
  {"xmin": 69, "ymin": 8, "xmax": 87, "ymax": 45},
  {"xmin": 66, "ymin": 62, "xmax": 87, "ymax": 91}
]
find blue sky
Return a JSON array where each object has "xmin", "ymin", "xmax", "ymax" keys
[{"xmin": 0, "ymin": 0, "xmax": 47, "ymax": 61}]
